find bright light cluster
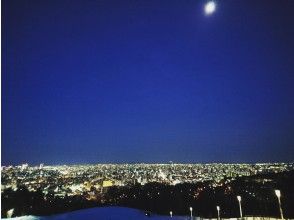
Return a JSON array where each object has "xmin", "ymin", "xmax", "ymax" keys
[{"xmin": 205, "ymin": 1, "xmax": 216, "ymax": 15}]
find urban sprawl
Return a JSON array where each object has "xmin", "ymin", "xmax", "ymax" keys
[{"xmin": 2, "ymin": 163, "xmax": 293, "ymax": 198}]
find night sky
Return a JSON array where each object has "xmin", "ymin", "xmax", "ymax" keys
[{"xmin": 2, "ymin": 0, "xmax": 294, "ymax": 165}]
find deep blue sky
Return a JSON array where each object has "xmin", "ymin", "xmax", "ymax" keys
[{"xmin": 2, "ymin": 0, "xmax": 294, "ymax": 165}]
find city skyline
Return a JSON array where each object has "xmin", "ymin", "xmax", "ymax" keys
[
  {"xmin": 2, "ymin": 0, "xmax": 294, "ymax": 165},
  {"xmin": 3, "ymin": 162, "xmax": 294, "ymax": 218}
]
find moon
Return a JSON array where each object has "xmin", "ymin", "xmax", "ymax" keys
[{"xmin": 204, "ymin": 1, "xmax": 216, "ymax": 15}]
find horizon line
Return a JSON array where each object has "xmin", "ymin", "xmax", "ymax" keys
[{"xmin": 2, "ymin": 161, "xmax": 293, "ymax": 167}]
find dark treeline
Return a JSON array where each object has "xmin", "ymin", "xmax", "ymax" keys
[
  {"xmin": 105, "ymin": 171, "xmax": 294, "ymax": 218},
  {"xmin": 1, "ymin": 187, "xmax": 98, "ymax": 217},
  {"xmin": 2, "ymin": 171, "xmax": 294, "ymax": 218}
]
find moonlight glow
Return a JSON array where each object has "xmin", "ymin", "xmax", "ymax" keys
[{"xmin": 205, "ymin": 1, "xmax": 216, "ymax": 15}]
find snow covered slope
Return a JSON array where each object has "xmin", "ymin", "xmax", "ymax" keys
[{"xmin": 4, "ymin": 207, "xmax": 188, "ymax": 220}]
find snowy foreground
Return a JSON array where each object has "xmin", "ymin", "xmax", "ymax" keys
[
  {"xmin": 4, "ymin": 207, "xmax": 188, "ymax": 220},
  {"xmin": 4, "ymin": 207, "xmax": 288, "ymax": 220}
]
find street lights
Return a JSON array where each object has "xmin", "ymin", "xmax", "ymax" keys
[
  {"xmin": 216, "ymin": 206, "xmax": 220, "ymax": 220},
  {"xmin": 189, "ymin": 207, "xmax": 193, "ymax": 219},
  {"xmin": 275, "ymin": 190, "xmax": 284, "ymax": 219},
  {"xmin": 170, "ymin": 211, "xmax": 173, "ymax": 218},
  {"xmin": 237, "ymin": 195, "xmax": 243, "ymax": 219}
]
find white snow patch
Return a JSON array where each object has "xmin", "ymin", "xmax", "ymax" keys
[
  {"xmin": 3, "ymin": 207, "xmax": 188, "ymax": 220},
  {"xmin": 4, "ymin": 216, "xmax": 40, "ymax": 220}
]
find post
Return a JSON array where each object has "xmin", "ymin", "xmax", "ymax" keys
[
  {"xmin": 237, "ymin": 195, "xmax": 243, "ymax": 219},
  {"xmin": 216, "ymin": 206, "xmax": 220, "ymax": 220},
  {"xmin": 190, "ymin": 207, "xmax": 193, "ymax": 219},
  {"xmin": 275, "ymin": 190, "xmax": 284, "ymax": 219},
  {"xmin": 170, "ymin": 211, "xmax": 173, "ymax": 218}
]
